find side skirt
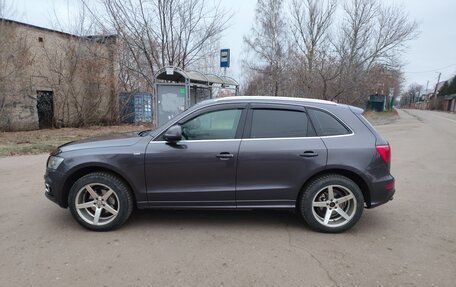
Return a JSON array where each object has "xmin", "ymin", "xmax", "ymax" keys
[{"xmin": 136, "ymin": 201, "xmax": 296, "ymax": 210}]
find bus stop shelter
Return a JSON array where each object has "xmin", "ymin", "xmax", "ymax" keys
[{"xmin": 154, "ymin": 66, "xmax": 239, "ymax": 126}]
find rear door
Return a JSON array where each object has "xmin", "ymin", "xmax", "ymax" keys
[{"xmin": 236, "ymin": 104, "xmax": 327, "ymax": 208}]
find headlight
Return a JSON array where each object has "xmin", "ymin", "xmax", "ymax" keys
[{"xmin": 47, "ymin": 156, "xmax": 64, "ymax": 170}]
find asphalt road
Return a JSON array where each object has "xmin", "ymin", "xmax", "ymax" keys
[{"xmin": 0, "ymin": 109, "xmax": 455, "ymax": 287}]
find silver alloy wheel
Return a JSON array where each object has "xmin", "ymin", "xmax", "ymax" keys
[
  {"xmin": 75, "ymin": 183, "xmax": 120, "ymax": 226},
  {"xmin": 311, "ymin": 185, "xmax": 357, "ymax": 228}
]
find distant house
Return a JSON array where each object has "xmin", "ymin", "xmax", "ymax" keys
[
  {"xmin": 0, "ymin": 18, "xmax": 118, "ymax": 131},
  {"xmin": 428, "ymin": 81, "xmax": 447, "ymax": 101},
  {"xmin": 442, "ymin": 94, "xmax": 456, "ymax": 112}
]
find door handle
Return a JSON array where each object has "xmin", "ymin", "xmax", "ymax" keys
[
  {"xmin": 216, "ymin": 152, "xmax": 234, "ymax": 160},
  {"xmin": 299, "ymin": 151, "xmax": 318, "ymax": 158}
]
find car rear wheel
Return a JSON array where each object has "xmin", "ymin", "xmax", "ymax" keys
[
  {"xmin": 299, "ymin": 174, "xmax": 364, "ymax": 233},
  {"xmin": 68, "ymin": 172, "xmax": 134, "ymax": 231}
]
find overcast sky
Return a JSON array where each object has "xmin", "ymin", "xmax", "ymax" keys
[{"xmin": 5, "ymin": 0, "xmax": 456, "ymax": 91}]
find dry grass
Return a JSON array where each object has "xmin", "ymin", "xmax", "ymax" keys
[
  {"xmin": 363, "ymin": 109, "xmax": 399, "ymax": 126},
  {"xmin": 0, "ymin": 125, "xmax": 149, "ymax": 157}
]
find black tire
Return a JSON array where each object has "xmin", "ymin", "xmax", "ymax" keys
[
  {"xmin": 68, "ymin": 172, "xmax": 134, "ymax": 231},
  {"xmin": 299, "ymin": 174, "xmax": 364, "ymax": 233}
]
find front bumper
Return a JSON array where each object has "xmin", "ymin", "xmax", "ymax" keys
[{"xmin": 44, "ymin": 170, "xmax": 67, "ymax": 208}]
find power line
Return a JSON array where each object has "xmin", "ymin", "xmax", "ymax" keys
[{"xmin": 403, "ymin": 63, "xmax": 456, "ymax": 74}]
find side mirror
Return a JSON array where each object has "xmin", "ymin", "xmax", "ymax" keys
[{"xmin": 164, "ymin": 125, "xmax": 182, "ymax": 143}]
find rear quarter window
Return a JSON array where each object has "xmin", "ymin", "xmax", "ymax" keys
[{"xmin": 307, "ymin": 108, "xmax": 351, "ymax": 136}]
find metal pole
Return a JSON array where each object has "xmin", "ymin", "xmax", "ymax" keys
[
  {"xmin": 433, "ymin": 72, "xmax": 441, "ymax": 110},
  {"xmin": 425, "ymin": 80, "xmax": 429, "ymax": 110}
]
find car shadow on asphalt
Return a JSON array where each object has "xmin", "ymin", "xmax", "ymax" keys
[
  {"xmin": 125, "ymin": 209, "xmax": 306, "ymax": 230},
  {"xmin": 46, "ymin": 206, "xmax": 389, "ymax": 235}
]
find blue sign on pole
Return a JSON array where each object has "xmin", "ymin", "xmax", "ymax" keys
[{"xmin": 220, "ymin": 49, "xmax": 230, "ymax": 68}]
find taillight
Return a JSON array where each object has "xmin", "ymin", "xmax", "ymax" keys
[
  {"xmin": 384, "ymin": 180, "xmax": 395, "ymax": 189},
  {"xmin": 376, "ymin": 144, "xmax": 391, "ymax": 163}
]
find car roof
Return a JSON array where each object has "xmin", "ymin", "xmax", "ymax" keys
[{"xmin": 207, "ymin": 96, "xmax": 339, "ymax": 107}]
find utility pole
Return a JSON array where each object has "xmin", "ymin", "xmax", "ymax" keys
[
  {"xmin": 425, "ymin": 80, "xmax": 429, "ymax": 109},
  {"xmin": 432, "ymin": 72, "xmax": 441, "ymax": 110}
]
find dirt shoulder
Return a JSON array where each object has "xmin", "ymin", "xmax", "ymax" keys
[
  {"xmin": 363, "ymin": 109, "xmax": 400, "ymax": 126},
  {"xmin": 0, "ymin": 125, "xmax": 148, "ymax": 157}
]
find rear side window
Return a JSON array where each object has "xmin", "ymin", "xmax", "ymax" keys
[
  {"xmin": 250, "ymin": 109, "xmax": 311, "ymax": 138},
  {"xmin": 308, "ymin": 108, "xmax": 350, "ymax": 136}
]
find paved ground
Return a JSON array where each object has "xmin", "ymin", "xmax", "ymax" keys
[{"xmin": 0, "ymin": 109, "xmax": 455, "ymax": 287}]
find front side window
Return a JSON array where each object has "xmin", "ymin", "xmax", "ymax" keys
[
  {"xmin": 250, "ymin": 109, "xmax": 310, "ymax": 138},
  {"xmin": 307, "ymin": 108, "xmax": 350, "ymax": 136},
  {"xmin": 181, "ymin": 109, "xmax": 242, "ymax": 140}
]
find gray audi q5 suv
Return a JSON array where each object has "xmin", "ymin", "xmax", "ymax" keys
[{"xmin": 44, "ymin": 96, "xmax": 395, "ymax": 233}]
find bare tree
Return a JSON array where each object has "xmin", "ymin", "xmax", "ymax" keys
[
  {"xmin": 335, "ymin": 0, "xmax": 418, "ymax": 104},
  {"xmin": 400, "ymin": 83, "xmax": 423, "ymax": 108},
  {"xmin": 188, "ymin": 36, "xmax": 223, "ymax": 75},
  {"xmin": 83, "ymin": 0, "xmax": 230, "ymax": 92},
  {"xmin": 289, "ymin": 0, "xmax": 337, "ymax": 99},
  {"xmin": 39, "ymin": 5, "xmax": 118, "ymax": 127},
  {"xmin": 243, "ymin": 0, "xmax": 288, "ymax": 96},
  {"xmin": 242, "ymin": 0, "xmax": 417, "ymax": 104},
  {"xmin": 364, "ymin": 64, "xmax": 403, "ymax": 109}
]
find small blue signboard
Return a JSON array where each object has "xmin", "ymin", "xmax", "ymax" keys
[{"xmin": 220, "ymin": 49, "xmax": 230, "ymax": 68}]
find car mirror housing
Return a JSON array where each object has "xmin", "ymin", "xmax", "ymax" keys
[{"xmin": 164, "ymin": 125, "xmax": 182, "ymax": 143}]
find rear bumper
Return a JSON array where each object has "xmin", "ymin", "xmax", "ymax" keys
[{"xmin": 367, "ymin": 176, "xmax": 395, "ymax": 208}]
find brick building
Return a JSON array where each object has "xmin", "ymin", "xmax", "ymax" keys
[{"xmin": 0, "ymin": 18, "xmax": 118, "ymax": 131}]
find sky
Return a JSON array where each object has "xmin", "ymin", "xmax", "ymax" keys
[{"xmin": 4, "ymin": 0, "xmax": 456, "ymax": 91}]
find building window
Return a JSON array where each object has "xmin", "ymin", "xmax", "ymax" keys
[{"xmin": 38, "ymin": 37, "xmax": 43, "ymax": 43}]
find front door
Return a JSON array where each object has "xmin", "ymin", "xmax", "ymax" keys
[{"xmin": 145, "ymin": 105, "xmax": 246, "ymax": 207}]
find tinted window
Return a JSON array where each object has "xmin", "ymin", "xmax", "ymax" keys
[
  {"xmin": 181, "ymin": 109, "xmax": 242, "ymax": 140},
  {"xmin": 308, "ymin": 108, "xmax": 350, "ymax": 136},
  {"xmin": 250, "ymin": 109, "xmax": 310, "ymax": 138}
]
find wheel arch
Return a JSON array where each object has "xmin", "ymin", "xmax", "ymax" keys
[
  {"xmin": 299, "ymin": 168, "xmax": 371, "ymax": 207},
  {"xmin": 61, "ymin": 165, "xmax": 137, "ymax": 208}
]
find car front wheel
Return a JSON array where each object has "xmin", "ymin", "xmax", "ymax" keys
[
  {"xmin": 299, "ymin": 174, "xmax": 364, "ymax": 233},
  {"xmin": 68, "ymin": 172, "xmax": 134, "ymax": 231}
]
